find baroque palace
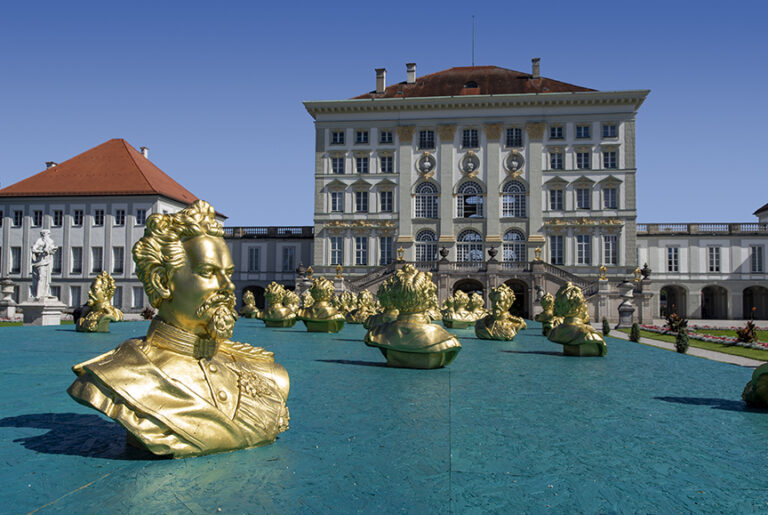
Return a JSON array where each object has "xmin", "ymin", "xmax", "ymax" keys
[{"xmin": 0, "ymin": 61, "xmax": 766, "ymax": 321}]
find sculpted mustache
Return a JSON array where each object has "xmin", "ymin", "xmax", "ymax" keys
[{"xmin": 196, "ymin": 292, "xmax": 237, "ymax": 317}]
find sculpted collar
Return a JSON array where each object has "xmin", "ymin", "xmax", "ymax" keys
[{"xmin": 147, "ymin": 318, "xmax": 220, "ymax": 359}]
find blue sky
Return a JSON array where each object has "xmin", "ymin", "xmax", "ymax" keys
[{"xmin": 1, "ymin": 0, "xmax": 766, "ymax": 226}]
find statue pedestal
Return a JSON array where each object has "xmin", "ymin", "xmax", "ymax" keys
[
  {"xmin": 19, "ymin": 296, "xmax": 67, "ymax": 326},
  {"xmin": 0, "ymin": 278, "xmax": 17, "ymax": 319}
]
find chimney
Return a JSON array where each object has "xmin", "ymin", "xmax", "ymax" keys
[
  {"xmin": 532, "ymin": 58, "xmax": 540, "ymax": 79},
  {"xmin": 375, "ymin": 68, "xmax": 386, "ymax": 94},
  {"xmin": 406, "ymin": 62, "xmax": 416, "ymax": 84},
  {"xmin": 45, "ymin": 161, "xmax": 57, "ymax": 168},
  {"xmin": 140, "ymin": 146, "xmax": 149, "ymax": 158}
]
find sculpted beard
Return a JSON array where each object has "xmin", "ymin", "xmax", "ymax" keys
[{"xmin": 196, "ymin": 291, "xmax": 238, "ymax": 342}]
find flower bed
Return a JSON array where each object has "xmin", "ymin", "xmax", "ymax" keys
[{"xmin": 638, "ymin": 324, "xmax": 768, "ymax": 350}]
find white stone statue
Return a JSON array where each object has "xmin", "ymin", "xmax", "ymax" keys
[{"xmin": 31, "ymin": 230, "xmax": 57, "ymax": 299}]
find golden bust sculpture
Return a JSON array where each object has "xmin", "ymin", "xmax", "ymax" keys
[
  {"xmin": 67, "ymin": 201, "xmax": 290, "ymax": 458},
  {"xmin": 283, "ymin": 290, "xmax": 300, "ymax": 315},
  {"xmin": 467, "ymin": 292, "xmax": 488, "ymax": 322},
  {"xmin": 547, "ymin": 282, "xmax": 607, "ymax": 357},
  {"xmin": 76, "ymin": 271, "xmax": 124, "ymax": 332},
  {"xmin": 299, "ymin": 277, "xmax": 345, "ymax": 333},
  {"xmin": 346, "ymin": 289, "xmax": 377, "ymax": 324},
  {"xmin": 262, "ymin": 282, "xmax": 297, "ymax": 328},
  {"xmin": 442, "ymin": 290, "xmax": 475, "ymax": 329},
  {"xmin": 240, "ymin": 290, "xmax": 261, "ymax": 319},
  {"xmin": 365, "ymin": 264, "xmax": 461, "ymax": 369},
  {"xmin": 333, "ymin": 291, "xmax": 357, "ymax": 316},
  {"xmin": 475, "ymin": 285, "xmax": 526, "ymax": 341},
  {"xmin": 363, "ymin": 278, "xmax": 398, "ymax": 330},
  {"xmin": 534, "ymin": 293, "xmax": 563, "ymax": 336},
  {"xmin": 742, "ymin": 363, "xmax": 768, "ymax": 408}
]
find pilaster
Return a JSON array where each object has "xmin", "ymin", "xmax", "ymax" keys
[
  {"xmin": 437, "ymin": 124, "xmax": 456, "ymax": 241},
  {"xmin": 397, "ymin": 126, "xmax": 415, "ymax": 241},
  {"xmin": 484, "ymin": 123, "xmax": 502, "ymax": 240},
  {"xmin": 526, "ymin": 122, "xmax": 545, "ymax": 260}
]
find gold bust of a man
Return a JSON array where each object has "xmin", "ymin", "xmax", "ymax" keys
[{"xmin": 67, "ymin": 200, "xmax": 290, "ymax": 458}]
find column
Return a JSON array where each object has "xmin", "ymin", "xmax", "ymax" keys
[
  {"xmin": 526, "ymin": 122, "xmax": 546, "ymax": 261},
  {"xmin": 396, "ymin": 126, "xmax": 415, "ymax": 258}
]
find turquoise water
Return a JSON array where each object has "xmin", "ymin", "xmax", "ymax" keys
[{"xmin": 0, "ymin": 320, "xmax": 766, "ymax": 513}]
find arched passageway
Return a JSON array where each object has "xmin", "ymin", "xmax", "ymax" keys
[
  {"xmin": 503, "ymin": 279, "xmax": 529, "ymax": 319},
  {"xmin": 701, "ymin": 285, "xmax": 728, "ymax": 320},
  {"xmin": 743, "ymin": 286, "xmax": 768, "ymax": 320},
  {"xmin": 452, "ymin": 279, "xmax": 484, "ymax": 297},
  {"xmin": 659, "ymin": 285, "xmax": 687, "ymax": 318}
]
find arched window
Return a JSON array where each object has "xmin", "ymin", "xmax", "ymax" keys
[
  {"xmin": 502, "ymin": 181, "xmax": 526, "ymax": 218},
  {"xmin": 503, "ymin": 230, "xmax": 526, "ymax": 262},
  {"xmin": 457, "ymin": 230, "xmax": 484, "ymax": 262},
  {"xmin": 415, "ymin": 230, "xmax": 437, "ymax": 262},
  {"xmin": 414, "ymin": 182, "xmax": 438, "ymax": 219},
  {"xmin": 457, "ymin": 182, "xmax": 484, "ymax": 218}
]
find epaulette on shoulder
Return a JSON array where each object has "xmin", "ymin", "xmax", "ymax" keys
[{"xmin": 222, "ymin": 341, "xmax": 275, "ymax": 362}]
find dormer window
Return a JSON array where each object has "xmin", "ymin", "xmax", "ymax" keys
[{"xmin": 464, "ymin": 81, "xmax": 478, "ymax": 88}]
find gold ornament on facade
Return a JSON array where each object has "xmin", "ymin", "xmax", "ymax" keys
[
  {"xmin": 306, "ymin": 266, "xmax": 314, "ymax": 277},
  {"xmin": 476, "ymin": 284, "xmax": 527, "ymax": 340},
  {"xmin": 437, "ymin": 124, "xmax": 457, "ymax": 139},
  {"xmin": 396, "ymin": 125, "xmax": 416, "ymax": 140},
  {"xmin": 483, "ymin": 123, "xmax": 503, "ymax": 140},
  {"xmin": 364, "ymin": 264, "xmax": 461, "ymax": 369},
  {"xmin": 634, "ymin": 267, "xmax": 642, "ymax": 282},
  {"xmin": 525, "ymin": 122, "xmax": 546, "ymax": 141},
  {"xmin": 76, "ymin": 271, "xmax": 124, "ymax": 332},
  {"xmin": 68, "ymin": 200, "xmax": 290, "ymax": 458},
  {"xmin": 598, "ymin": 265, "xmax": 608, "ymax": 280},
  {"xmin": 335, "ymin": 264, "xmax": 343, "ymax": 279},
  {"xmin": 397, "ymin": 246, "xmax": 405, "ymax": 261},
  {"xmin": 534, "ymin": 247, "xmax": 543, "ymax": 261},
  {"xmin": 240, "ymin": 290, "xmax": 262, "ymax": 319},
  {"xmin": 547, "ymin": 282, "xmax": 607, "ymax": 357}
]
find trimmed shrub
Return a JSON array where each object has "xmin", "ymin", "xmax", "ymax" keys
[
  {"xmin": 630, "ymin": 322, "xmax": 640, "ymax": 342},
  {"xmin": 675, "ymin": 330, "xmax": 689, "ymax": 353},
  {"xmin": 602, "ymin": 318, "xmax": 611, "ymax": 336}
]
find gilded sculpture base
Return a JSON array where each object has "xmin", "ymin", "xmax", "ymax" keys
[
  {"xmin": 263, "ymin": 318, "xmax": 297, "ymax": 328},
  {"xmin": 376, "ymin": 347, "xmax": 459, "ymax": 369},
  {"xmin": 546, "ymin": 283, "xmax": 607, "ymax": 357},
  {"xmin": 76, "ymin": 313, "xmax": 119, "ymax": 333},
  {"xmin": 443, "ymin": 319, "xmax": 474, "ymax": 329},
  {"xmin": 742, "ymin": 363, "xmax": 768, "ymax": 408},
  {"xmin": 475, "ymin": 316, "xmax": 526, "ymax": 341},
  {"xmin": 303, "ymin": 319, "xmax": 345, "ymax": 333},
  {"xmin": 240, "ymin": 308, "xmax": 261, "ymax": 319}
]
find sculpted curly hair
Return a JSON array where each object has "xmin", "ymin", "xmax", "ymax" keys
[
  {"xmin": 553, "ymin": 282, "xmax": 585, "ymax": 318},
  {"xmin": 132, "ymin": 200, "xmax": 223, "ymax": 308}
]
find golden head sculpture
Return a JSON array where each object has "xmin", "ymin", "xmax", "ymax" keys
[
  {"xmin": 67, "ymin": 200, "xmax": 290, "ymax": 458},
  {"xmin": 742, "ymin": 363, "xmax": 768, "ymax": 408},
  {"xmin": 547, "ymin": 282, "xmax": 607, "ymax": 357},
  {"xmin": 467, "ymin": 292, "xmax": 487, "ymax": 321},
  {"xmin": 283, "ymin": 290, "xmax": 300, "ymax": 314},
  {"xmin": 299, "ymin": 277, "xmax": 345, "ymax": 332},
  {"xmin": 240, "ymin": 290, "xmax": 261, "ymax": 319},
  {"xmin": 346, "ymin": 289, "xmax": 378, "ymax": 324},
  {"xmin": 300, "ymin": 289, "xmax": 314, "ymax": 309},
  {"xmin": 364, "ymin": 278, "xmax": 399, "ymax": 330},
  {"xmin": 442, "ymin": 290, "xmax": 475, "ymax": 329},
  {"xmin": 475, "ymin": 285, "xmax": 526, "ymax": 341},
  {"xmin": 262, "ymin": 282, "xmax": 297, "ymax": 328},
  {"xmin": 534, "ymin": 292, "xmax": 563, "ymax": 336},
  {"xmin": 364, "ymin": 264, "xmax": 461, "ymax": 369},
  {"xmin": 76, "ymin": 271, "xmax": 124, "ymax": 332}
]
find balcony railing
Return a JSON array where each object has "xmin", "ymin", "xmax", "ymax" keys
[
  {"xmin": 637, "ymin": 223, "xmax": 768, "ymax": 235},
  {"xmin": 224, "ymin": 226, "xmax": 314, "ymax": 239}
]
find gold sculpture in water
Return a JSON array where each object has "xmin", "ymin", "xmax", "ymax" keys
[
  {"xmin": 365, "ymin": 264, "xmax": 461, "ymax": 368},
  {"xmin": 534, "ymin": 293, "xmax": 563, "ymax": 336},
  {"xmin": 67, "ymin": 201, "xmax": 290, "ymax": 458},
  {"xmin": 346, "ymin": 289, "xmax": 377, "ymax": 324},
  {"xmin": 283, "ymin": 290, "xmax": 300, "ymax": 315},
  {"xmin": 261, "ymin": 282, "xmax": 297, "ymax": 328},
  {"xmin": 364, "ymin": 278, "xmax": 398, "ymax": 330},
  {"xmin": 475, "ymin": 284, "xmax": 526, "ymax": 341},
  {"xmin": 742, "ymin": 363, "xmax": 768, "ymax": 408},
  {"xmin": 240, "ymin": 290, "xmax": 261, "ymax": 319},
  {"xmin": 467, "ymin": 292, "xmax": 488, "ymax": 321},
  {"xmin": 299, "ymin": 277, "xmax": 345, "ymax": 332},
  {"xmin": 76, "ymin": 271, "xmax": 124, "ymax": 332},
  {"xmin": 547, "ymin": 282, "xmax": 607, "ymax": 357},
  {"xmin": 300, "ymin": 289, "xmax": 314, "ymax": 309},
  {"xmin": 442, "ymin": 290, "xmax": 475, "ymax": 329},
  {"xmin": 333, "ymin": 291, "xmax": 357, "ymax": 316},
  {"xmin": 426, "ymin": 292, "xmax": 442, "ymax": 322}
]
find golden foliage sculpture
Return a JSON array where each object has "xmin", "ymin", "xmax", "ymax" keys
[
  {"xmin": 262, "ymin": 282, "xmax": 297, "ymax": 327},
  {"xmin": 346, "ymin": 289, "xmax": 378, "ymax": 324}
]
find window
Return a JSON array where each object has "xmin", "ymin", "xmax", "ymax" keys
[
  {"xmin": 136, "ymin": 209, "xmax": 147, "ymax": 225},
  {"xmin": 331, "ymin": 156, "xmax": 345, "ymax": 174},
  {"xmin": 13, "ymin": 210, "xmax": 23, "ymax": 227},
  {"xmin": 248, "ymin": 247, "xmax": 260, "ymax": 272},
  {"xmin": 418, "ymin": 130, "xmax": 435, "ymax": 150},
  {"xmin": 414, "ymin": 182, "xmax": 438, "ymax": 218},
  {"xmin": 0, "ymin": 210, "xmax": 3, "ymax": 227},
  {"xmin": 576, "ymin": 124, "xmax": 591, "ymax": 139},
  {"xmin": 415, "ymin": 230, "xmax": 437, "ymax": 261},
  {"xmin": 457, "ymin": 230, "xmax": 483, "ymax": 262},
  {"xmin": 94, "ymin": 209, "xmax": 104, "ymax": 226},
  {"xmin": 379, "ymin": 236, "xmax": 393, "ymax": 265},
  {"xmin": 355, "ymin": 130, "xmax": 369, "ymax": 144},
  {"xmin": 50, "ymin": 286, "xmax": 61, "ymax": 301},
  {"xmin": 603, "ymin": 151, "xmax": 617, "ymax": 169},
  {"xmin": 602, "ymin": 123, "xmax": 618, "ymax": 138},
  {"xmin": 549, "ymin": 189, "xmax": 564, "ymax": 210},
  {"xmin": 112, "ymin": 246, "xmax": 124, "ymax": 274},
  {"xmin": 73, "ymin": 209, "xmax": 84, "ymax": 226},
  {"xmin": 355, "ymin": 237, "xmax": 368, "ymax": 265},
  {"xmin": 603, "ymin": 235, "xmax": 618, "ymax": 265},
  {"xmin": 549, "ymin": 126, "xmax": 563, "ymax": 140},
  {"xmin": 380, "ymin": 155, "xmax": 393, "ymax": 174},
  {"xmin": 71, "ymin": 247, "xmax": 83, "ymax": 274},
  {"xmin": 603, "ymin": 187, "xmax": 617, "ymax": 209},
  {"xmin": 53, "ymin": 250, "xmax": 62, "ymax": 274},
  {"xmin": 10, "ymin": 247, "xmax": 21, "ymax": 273},
  {"xmin": 576, "ymin": 152, "xmax": 591, "ymax": 169},
  {"xmin": 91, "ymin": 247, "xmax": 103, "ymax": 273},
  {"xmin": 113, "ymin": 286, "xmax": 123, "ymax": 309},
  {"xmin": 550, "ymin": 151, "xmax": 563, "ymax": 170},
  {"xmin": 33, "ymin": 210, "xmax": 43, "ymax": 227},
  {"xmin": 380, "ymin": 191, "xmax": 393, "ymax": 213},
  {"xmin": 355, "ymin": 156, "xmax": 369, "ymax": 174},
  {"xmin": 503, "ymin": 230, "xmax": 526, "ymax": 262},
  {"xmin": 330, "ymin": 237, "xmax": 343, "ymax": 265},
  {"xmin": 576, "ymin": 187, "xmax": 591, "ymax": 209},
  {"xmin": 708, "ymin": 247, "xmax": 721, "ymax": 273},
  {"xmin": 70, "ymin": 286, "xmax": 82, "ymax": 307},
  {"xmin": 53, "ymin": 210, "xmax": 63, "ymax": 227},
  {"xmin": 506, "ymin": 128, "xmax": 522, "ymax": 147},
  {"xmin": 115, "ymin": 209, "xmax": 126, "ymax": 226},
  {"xmin": 457, "ymin": 182, "xmax": 484, "ymax": 218},
  {"xmin": 379, "ymin": 130, "xmax": 393, "ymax": 144},
  {"xmin": 331, "ymin": 130, "xmax": 345, "ymax": 145},
  {"xmin": 330, "ymin": 191, "xmax": 344, "ymax": 213},
  {"xmin": 751, "ymin": 246, "xmax": 764, "ymax": 273},
  {"xmin": 132, "ymin": 286, "xmax": 144, "ymax": 308},
  {"xmin": 667, "ymin": 247, "xmax": 679, "ymax": 273},
  {"xmin": 282, "ymin": 247, "xmax": 296, "ymax": 272},
  {"xmin": 502, "ymin": 181, "xmax": 527, "ymax": 218},
  {"xmin": 462, "ymin": 128, "xmax": 479, "ymax": 148},
  {"xmin": 355, "ymin": 191, "xmax": 369, "ymax": 212},
  {"xmin": 576, "ymin": 234, "xmax": 592, "ymax": 265}
]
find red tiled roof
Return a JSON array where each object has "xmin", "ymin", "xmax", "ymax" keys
[
  {"xmin": 0, "ymin": 139, "xmax": 198, "ymax": 205},
  {"xmin": 755, "ymin": 202, "xmax": 768, "ymax": 215},
  {"xmin": 353, "ymin": 65, "xmax": 594, "ymax": 99}
]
